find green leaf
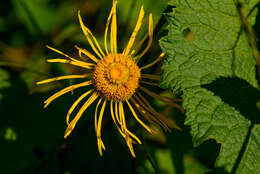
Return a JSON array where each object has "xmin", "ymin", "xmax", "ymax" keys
[
  {"xmin": 236, "ymin": 125, "xmax": 260, "ymax": 174},
  {"xmin": 160, "ymin": 0, "xmax": 258, "ymax": 92},
  {"xmin": 183, "ymin": 87, "xmax": 250, "ymax": 171},
  {"xmin": 12, "ymin": 0, "xmax": 59, "ymax": 35},
  {"xmin": 159, "ymin": 0, "xmax": 259, "ymax": 172}
]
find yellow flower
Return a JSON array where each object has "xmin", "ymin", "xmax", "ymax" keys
[{"xmin": 38, "ymin": 1, "xmax": 181, "ymax": 157}]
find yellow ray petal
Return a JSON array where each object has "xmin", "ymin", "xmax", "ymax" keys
[
  {"xmin": 75, "ymin": 45, "xmax": 99, "ymax": 63},
  {"xmin": 64, "ymin": 92, "xmax": 99, "ymax": 138},
  {"xmin": 44, "ymin": 81, "xmax": 92, "ymax": 108},
  {"xmin": 46, "ymin": 45, "xmax": 95, "ymax": 66},
  {"xmin": 136, "ymin": 92, "xmax": 181, "ymax": 131},
  {"xmin": 141, "ymin": 74, "xmax": 160, "ymax": 81},
  {"xmin": 135, "ymin": 92, "xmax": 181, "ymax": 131},
  {"xmin": 126, "ymin": 138, "xmax": 136, "ymax": 158},
  {"xmin": 46, "ymin": 45, "xmax": 78, "ymax": 62},
  {"xmin": 136, "ymin": 14, "xmax": 153, "ymax": 63},
  {"xmin": 126, "ymin": 100, "xmax": 154, "ymax": 134},
  {"xmin": 130, "ymin": 97, "xmax": 164, "ymax": 132},
  {"xmin": 96, "ymin": 99, "xmax": 107, "ymax": 156},
  {"xmin": 139, "ymin": 86, "xmax": 183, "ymax": 111},
  {"xmin": 140, "ymin": 80, "xmax": 158, "ymax": 87},
  {"xmin": 37, "ymin": 74, "xmax": 90, "ymax": 85},
  {"xmin": 78, "ymin": 11, "xmax": 105, "ymax": 59},
  {"xmin": 66, "ymin": 89, "xmax": 94, "ymax": 125},
  {"xmin": 132, "ymin": 33, "xmax": 148, "ymax": 56},
  {"xmin": 95, "ymin": 98, "xmax": 103, "ymax": 155},
  {"xmin": 95, "ymin": 98, "xmax": 103, "ymax": 132},
  {"xmin": 133, "ymin": 94, "xmax": 171, "ymax": 131},
  {"xmin": 110, "ymin": 101, "xmax": 126, "ymax": 137},
  {"xmin": 47, "ymin": 59, "xmax": 94, "ymax": 69},
  {"xmin": 114, "ymin": 101, "xmax": 122, "ymax": 126},
  {"xmin": 110, "ymin": 1, "xmax": 117, "ymax": 54},
  {"xmin": 104, "ymin": 1, "xmax": 116, "ymax": 55},
  {"xmin": 119, "ymin": 102, "xmax": 142, "ymax": 144},
  {"xmin": 123, "ymin": 6, "xmax": 144, "ymax": 56},
  {"xmin": 118, "ymin": 102, "xmax": 137, "ymax": 158},
  {"xmin": 140, "ymin": 53, "xmax": 165, "ymax": 69}
]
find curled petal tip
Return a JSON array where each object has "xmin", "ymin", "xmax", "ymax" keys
[
  {"xmin": 64, "ymin": 128, "xmax": 72, "ymax": 139},
  {"xmin": 151, "ymin": 130, "xmax": 159, "ymax": 135}
]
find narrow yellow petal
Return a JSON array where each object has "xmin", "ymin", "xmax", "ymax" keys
[
  {"xmin": 75, "ymin": 45, "xmax": 99, "ymax": 63},
  {"xmin": 47, "ymin": 59, "xmax": 94, "ymax": 69},
  {"xmin": 135, "ymin": 92, "xmax": 182, "ymax": 130},
  {"xmin": 97, "ymin": 99, "xmax": 107, "ymax": 156},
  {"xmin": 66, "ymin": 89, "xmax": 94, "ymax": 125},
  {"xmin": 97, "ymin": 99, "xmax": 107, "ymax": 136},
  {"xmin": 123, "ymin": 6, "xmax": 144, "ymax": 55},
  {"xmin": 95, "ymin": 98, "xmax": 103, "ymax": 132},
  {"xmin": 37, "ymin": 74, "xmax": 90, "ymax": 85},
  {"xmin": 132, "ymin": 33, "xmax": 148, "ymax": 56},
  {"xmin": 104, "ymin": 2, "xmax": 116, "ymax": 55},
  {"xmin": 110, "ymin": 101, "xmax": 126, "ymax": 137},
  {"xmin": 140, "ymin": 80, "xmax": 158, "ymax": 87},
  {"xmin": 126, "ymin": 138, "xmax": 136, "ymax": 158},
  {"xmin": 130, "ymin": 97, "xmax": 163, "ymax": 132},
  {"xmin": 141, "ymin": 74, "xmax": 160, "ymax": 81},
  {"xmin": 46, "ymin": 45, "xmax": 78, "ymax": 62},
  {"xmin": 46, "ymin": 45, "xmax": 95, "ymax": 67},
  {"xmin": 115, "ymin": 101, "xmax": 122, "ymax": 126},
  {"xmin": 126, "ymin": 100, "xmax": 154, "ymax": 134},
  {"xmin": 133, "ymin": 94, "xmax": 171, "ymax": 131},
  {"xmin": 95, "ymin": 98, "xmax": 104, "ymax": 156},
  {"xmin": 130, "ymin": 49, "xmax": 136, "ymax": 57},
  {"xmin": 111, "ymin": 1, "xmax": 117, "ymax": 54},
  {"xmin": 139, "ymin": 86, "xmax": 183, "ymax": 111},
  {"xmin": 140, "ymin": 53, "xmax": 165, "ymax": 69},
  {"xmin": 119, "ymin": 102, "xmax": 142, "ymax": 144},
  {"xmin": 110, "ymin": 24, "xmax": 114, "ymax": 55},
  {"xmin": 118, "ymin": 102, "xmax": 137, "ymax": 157},
  {"xmin": 126, "ymin": 129, "xmax": 142, "ymax": 145},
  {"xmin": 78, "ymin": 11, "xmax": 105, "ymax": 59},
  {"xmin": 136, "ymin": 13, "xmax": 153, "ymax": 63},
  {"xmin": 44, "ymin": 81, "xmax": 92, "ymax": 108},
  {"xmin": 64, "ymin": 92, "xmax": 99, "ymax": 138}
]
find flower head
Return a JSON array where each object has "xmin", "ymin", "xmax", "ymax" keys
[{"xmin": 38, "ymin": 1, "xmax": 181, "ymax": 157}]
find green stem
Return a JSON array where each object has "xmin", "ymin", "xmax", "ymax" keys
[
  {"xmin": 143, "ymin": 140, "xmax": 160, "ymax": 174},
  {"xmin": 16, "ymin": 0, "xmax": 43, "ymax": 37},
  {"xmin": 237, "ymin": 1, "xmax": 260, "ymax": 85}
]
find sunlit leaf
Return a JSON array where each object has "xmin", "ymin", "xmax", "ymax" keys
[{"xmin": 160, "ymin": 0, "xmax": 259, "ymax": 172}]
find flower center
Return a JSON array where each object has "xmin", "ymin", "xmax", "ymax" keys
[{"xmin": 93, "ymin": 54, "xmax": 141, "ymax": 101}]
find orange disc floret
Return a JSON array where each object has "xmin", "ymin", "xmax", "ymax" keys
[{"xmin": 93, "ymin": 54, "xmax": 141, "ymax": 101}]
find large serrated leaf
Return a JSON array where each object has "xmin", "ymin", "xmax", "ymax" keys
[
  {"xmin": 160, "ymin": 0, "xmax": 258, "ymax": 91},
  {"xmin": 159, "ymin": 0, "xmax": 259, "ymax": 172},
  {"xmin": 183, "ymin": 87, "xmax": 250, "ymax": 171},
  {"xmin": 236, "ymin": 125, "xmax": 260, "ymax": 174}
]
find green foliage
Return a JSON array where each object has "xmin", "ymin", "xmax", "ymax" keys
[
  {"xmin": 160, "ymin": 0, "xmax": 260, "ymax": 173},
  {"xmin": 12, "ymin": 0, "xmax": 59, "ymax": 35},
  {"xmin": 0, "ymin": 68, "xmax": 11, "ymax": 90},
  {"xmin": 236, "ymin": 125, "xmax": 260, "ymax": 174}
]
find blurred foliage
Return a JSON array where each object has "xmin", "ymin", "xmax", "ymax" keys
[{"xmin": 0, "ymin": 0, "xmax": 259, "ymax": 174}]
